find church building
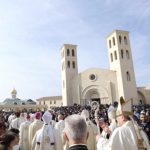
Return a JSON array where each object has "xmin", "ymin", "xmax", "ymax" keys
[
  {"xmin": 60, "ymin": 29, "xmax": 150, "ymax": 106},
  {"xmin": 37, "ymin": 29, "xmax": 150, "ymax": 107}
]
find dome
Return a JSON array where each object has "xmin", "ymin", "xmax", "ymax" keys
[{"xmin": 11, "ymin": 88, "xmax": 17, "ymax": 94}]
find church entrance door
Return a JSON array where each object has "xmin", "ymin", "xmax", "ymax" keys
[{"xmin": 91, "ymin": 98, "xmax": 100, "ymax": 104}]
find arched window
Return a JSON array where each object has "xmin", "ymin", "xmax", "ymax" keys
[
  {"xmin": 126, "ymin": 71, "xmax": 131, "ymax": 81},
  {"xmin": 67, "ymin": 61, "xmax": 70, "ymax": 68},
  {"xmin": 124, "ymin": 36, "xmax": 128, "ymax": 45},
  {"xmin": 72, "ymin": 61, "xmax": 75, "ymax": 68},
  {"xmin": 119, "ymin": 35, "xmax": 122, "ymax": 44},
  {"xmin": 67, "ymin": 49, "xmax": 70, "ymax": 56},
  {"xmin": 109, "ymin": 40, "xmax": 112, "ymax": 48},
  {"xmin": 114, "ymin": 51, "xmax": 117, "ymax": 60},
  {"xmin": 72, "ymin": 49, "xmax": 75, "ymax": 56},
  {"xmin": 121, "ymin": 49, "xmax": 124, "ymax": 59},
  {"xmin": 110, "ymin": 53, "xmax": 113, "ymax": 62},
  {"xmin": 50, "ymin": 101, "xmax": 52, "ymax": 104},
  {"xmin": 113, "ymin": 37, "xmax": 115, "ymax": 46},
  {"xmin": 126, "ymin": 50, "xmax": 130, "ymax": 59},
  {"xmin": 54, "ymin": 100, "xmax": 56, "ymax": 104}
]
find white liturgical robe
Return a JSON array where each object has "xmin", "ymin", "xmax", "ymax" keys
[
  {"xmin": 86, "ymin": 120, "xmax": 98, "ymax": 150},
  {"xmin": 19, "ymin": 121, "xmax": 31, "ymax": 150},
  {"xmin": 29, "ymin": 119, "xmax": 43, "ymax": 150},
  {"xmin": 32, "ymin": 111, "xmax": 56, "ymax": 150},
  {"xmin": 32, "ymin": 125, "xmax": 55, "ymax": 150},
  {"xmin": 10, "ymin": 118, "xmax": 22, "ymax": 129},
  {"xmin": 108, "ymin": 119, "xmax": 117, "ymax": 134},
  {"xmin": 97, "ymin": 122, "xmax": 138, "ymax": 150},
  {"xmin": 55, "ymin": 120, "xmax": 65, "ymax": 150}
]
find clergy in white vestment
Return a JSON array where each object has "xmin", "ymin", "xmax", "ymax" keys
[
  {"xmin": 105, "ymin": 105, "xmax": 117, "ymax": 136},
  {"xmin": 29, "ymin": 112, "xmax": 43, "ymax": 150},
  {"xmin": 81, "ymin": 109, "xmax": 98, "ymax": 150},
  {"xmin": 20, "ymin": 113, "xmax": 25, "ymax": 123},
  {"xmin": 32, "ymin": 111, "xmax": 56, "ymax": 150},
  {"xmin": 19, "ymin": 113, "xmax": 31, "ymax": 150},
  {"xmin": 49, "ymin": 109, "xmax": 56, "ymax": 128},
  {"xmin": 97, "ymin": 97, "xmax": 138, "ymax": 150},
  {"xmin": 8, "ymin": 113, "xmax": 15, "ymax": 125},
  {"xmin": 30, "ymin": 113, "xmax": 35, "ymax": 123},
  {"xmin": 10, "ymin": 112, "xmax": 22, "ymax": 129},
  {"xmin": 62, "ymin": 134, "xmax": 69, "ymax": 150},
  {"xmin": 54, "ymin": 113, "xmax": 65, "ymax": 150},
  {"xmin": 117, "ymin": 97, "xmax": 150, "ymax": 150}
]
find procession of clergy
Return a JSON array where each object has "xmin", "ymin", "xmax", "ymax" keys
[{"xmin": 7, "ymin": 97, "xmax": 150, "ymax": 150}]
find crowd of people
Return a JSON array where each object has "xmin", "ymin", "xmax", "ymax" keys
[{"xmin": 0, "ymin": 99, "xmax": 149, "ymax": 150}]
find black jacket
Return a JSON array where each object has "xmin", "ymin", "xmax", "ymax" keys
[{"xmin": 69, "ymin": 144, "xmax": 88, "ymax": 150}]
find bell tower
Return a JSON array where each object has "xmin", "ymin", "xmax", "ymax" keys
[
  {"xmin": 60, "ymin": 44, "xmax": 78, "ymax": 106},
  {"xmin": 107, "ymin": 30, "xmax": 138, "ymax": 103}
]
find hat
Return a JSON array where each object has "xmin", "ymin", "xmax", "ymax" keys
[
  {"xmin": 42, "ymin": 111, "xmax": 52, "ymax": 124},
  {"xmin": 116, "ymin": 96, "xmax": 133, "ymax": 116},
  {"xmin": 107, "ymin": 105, "xmax": 116, "ymax": 120},
  {"xmin": 35, "ymin": 112, "xmax": 41, "ymax": 119}
]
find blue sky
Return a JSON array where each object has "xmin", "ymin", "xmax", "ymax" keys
[{"xmin": 0, "ymin": 0, "xmax": 150, "ymax": 101}]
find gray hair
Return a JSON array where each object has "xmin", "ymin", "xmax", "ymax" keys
[{"xmin": 64, "ymin": 114, "xmax": 87, "ymax": 141}]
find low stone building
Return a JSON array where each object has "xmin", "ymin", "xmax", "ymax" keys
[{"xmin": 36, "ymin": 96, "xmax": 62, "ymax": 108}]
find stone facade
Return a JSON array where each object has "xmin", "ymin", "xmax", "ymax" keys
[
  {"xmin": 60, "ymin": 30, "xmax": 150, "ymax": 106},
  {"xmin": 37, "ymin": 29, "xmax": 150, "ymax": 106},
  {"xmin": 36, "ymin": 96, "xmax": 62, "ymax": 108},
  {"xmin": 0, "ymin": 104, "xmax": 47, "ymax": 111},
  {"xmin": 137, "ymin": 87, "xmax": 150, "ymax": 104}
]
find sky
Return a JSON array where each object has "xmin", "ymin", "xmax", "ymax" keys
[{"xmin": 0, "ymin": 0, "xmax": 150, "ymax": 101}]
